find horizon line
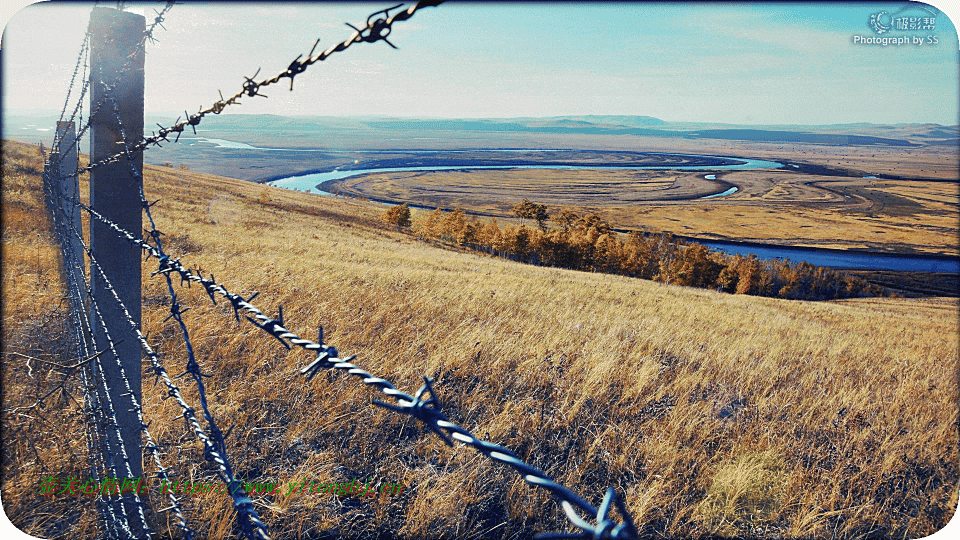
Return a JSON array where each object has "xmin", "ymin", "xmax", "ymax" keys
[{"xmin": 6, "ymin": 108, "xmax": 958, "ymax": 129}]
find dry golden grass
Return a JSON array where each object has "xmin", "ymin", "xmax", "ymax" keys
[
  {"xmin": 336, "ymin": 169, "xmax": 704, "ymax": 209},
  {"xmin": 2, "ymin": 140, "xmax": 102, "ymax": 538},
  {"xmin": 2, "ymin": 139, "xmax": 958, "ymax": 539}
]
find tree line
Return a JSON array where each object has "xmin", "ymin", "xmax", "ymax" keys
[{"xmin": 380, "ymin": 200, "xmax": 882, "ymax": 301}]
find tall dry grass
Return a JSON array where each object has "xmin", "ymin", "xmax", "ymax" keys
[
  {"xmin": 2, "ymin": 140, "xmax": 101, "ymax": 538},
  {"xmin": 2, "ymin": 139, "xmax": 957, "ymax": 539}
]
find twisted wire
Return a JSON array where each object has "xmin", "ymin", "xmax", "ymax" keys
[
  {"xmin": 75, "ymin": 1, "xmax": 443, "ymax": 176},
  {"xmin": 56, "ymin": 213, "xmax": 197, "ymax": 540},
  {"xmin": 53, "ymin": 30, "xmax": 91, "ymax": 152},
  {"xmin": 44, "ymin": 159, "xmax": 115, "ymax": 533},
  {"xmin": 63, "ymin": 185, "xmax": 640, "ymax": 540},
  {"xmin": 56, "ymin": 1, "xmax": 175, "ymax": 167},
  {"xmin": 44, "ymin": 0, "xmax": 642, "ymax": 536},
  {"xmin": 52, "ymin": 194, "xmax": 262, "ymax": 540},
  {"xmin": 42, "ymin": 161, "xmax": 139, "ymax": 539},
  {"xmin": 55, "ymin": 16, "xmax": 195, "ymax": 535},
  {"xmin": 107, "ymin": 96, "xmax": 269, "ymax": 540},
  {"xmin": 84, "ymin": 239, "xmax": 192, "ymax": 540},
  {"xmin": 44, "ymin": 150, "xmax": 197, "ymax": 538}
]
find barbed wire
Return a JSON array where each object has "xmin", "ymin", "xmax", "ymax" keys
[
  {"xmin": 50, "ymin": 176, "xmax": 130, "ymax": 540},
  {"xmin": 49, "ymin": 185, "xmax": 207, "ymax": 539},
  {"xmin": 53, "ymin": 31, "xmax": 91, "ymax": 153},
  {"xmin": 47, "ymin": 13, "xmax": 192, "ymax": 536},
  {"xmin": 52, "ymin": 185, "xmax": 271, "ymax": 540},
  {"xmin": 109, "ymin": 96, "xmax": 270, "ymax": 540},
  {"xmin": 44, "ymin": 158, "xmax": 150, "ymax": 538},
  {"xmin": 75, "ymin": 0, "xmax": 443, "ymax": 176},
  {"xmin": 40, "ymin": 0, "xmax": 644, "ymax": 537},
  {"xmin": 54, "ymin": 1, "xmax": 176, "ymax": 167},
  {"xmin": 43, "ymin": 158, "xmax": 167, "ymax": 539},
  {"xmin": 59, "ymin": 178, "xmax": 640, "ymax": 539}
]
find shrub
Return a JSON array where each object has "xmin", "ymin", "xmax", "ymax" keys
[{"xmin": 379, "ymin": 203, "xmax": 411, "ymax": 229}]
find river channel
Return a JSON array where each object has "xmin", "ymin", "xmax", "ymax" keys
[
  {"xmin": 266, "ymin": 155, "xmax": 959, "ymax": 273},
  {"xmin": 267, "ymin": 156, "xmax": 782, "ymax": 196}
]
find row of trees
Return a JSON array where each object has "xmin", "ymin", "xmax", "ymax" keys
[{"xmin": 380, "ymin": 201, "xmax": 880, "ymax": 301}]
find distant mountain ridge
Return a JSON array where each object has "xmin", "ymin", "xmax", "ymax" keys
[{"xmin": 4, "ymin": 111, "xmax": 957, "ymax": 149}]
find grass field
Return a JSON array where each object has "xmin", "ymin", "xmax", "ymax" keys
[{"xmin": 2, "ymin": 139, "xmax": 958, "ymax": 539}]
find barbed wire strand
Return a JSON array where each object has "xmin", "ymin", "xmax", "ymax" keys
[
  {"xmin": 44, "ymin": 151, "xmax": 204, "ymax": 539},
  {"xmin": 107, "ymin": 96, "xmax": 269, "ymax": 540},
  {"xmin": 75, "ymin": 1, "xmax": 443, "ymax": 176},
  {"xmin": 85, "ymin": 212, "xmax": 268, "ymax": 540},
  {"xmin": 43, "ymin": 4, "xmax": 268, "ymax": 536},
  {"xmin": 62, "ymin": 182, "xmax": 640, "ymax": 539},
  {"xmin": 47, "ymin": 185, "xmax": 241, "ymax": 540},
  {"xmin": 46, "ymin": 167, "xmax": 165, "ymax": 539},
  {"xmin": 45, "ymin": 148, "xmax": 148, "ymax": 540},
  {"xmin": 44, "ymin": 0, "xmax": 641, "ymax": 536},
  {"xmin": 55, "ymin": 1, "xmax": 175, "ymax": 165},
  {"xmin": 39, "ymin": 162, "xmax": 113, "ymax": 536},
  {"xmin": 41, "ymin": 162, "xmax": 139, "ymax": 539},
  {"xmin": 53, "ymin": 31, "xmax": 91, "ymax": 152}
]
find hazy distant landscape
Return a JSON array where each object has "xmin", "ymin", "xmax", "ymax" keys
[
  {"xmin": 10, "ymin": 111, "xmax": 956, "ymax": 265},
  {"xmin": 59, "ymin": 114, "xmax": 960, "ymax": 263},
  {"xmin": 7, "ymin": 113, "xmax": 958, "ymax": 181}
]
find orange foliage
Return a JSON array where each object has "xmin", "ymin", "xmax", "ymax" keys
[{"xmin": 413, "ymin": 203, "xmax": 881, "ymax": 301}]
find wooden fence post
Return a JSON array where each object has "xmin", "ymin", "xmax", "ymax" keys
[
  {"xmin": 54, "ymin": 121, "xmax": 88, "ymax": 309},
  {"xmin": 88, "ymin": 7, "xmax": 146, "ymax": 531}
]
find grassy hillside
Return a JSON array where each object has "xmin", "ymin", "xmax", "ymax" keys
[{"xmin": 2, "ymin": 139, "xmax": 957, "ymax": 539}]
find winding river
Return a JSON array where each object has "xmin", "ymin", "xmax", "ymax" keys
[
  {"xmin": 265, "ymin": 154, "xmax": 959, "ymax": 273},
  {"xmin": 266, "ymin": 156, "xmax": 781, "ymax": 196},
  {"xmin": 691, "ymin": 239, "xmax": 959, "ymax": 273}
]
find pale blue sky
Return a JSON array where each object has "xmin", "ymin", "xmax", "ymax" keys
[{"xmin": 2, "ymin": 1, "xmax": 959, "ymax": 125}]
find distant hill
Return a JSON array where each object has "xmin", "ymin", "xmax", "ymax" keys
[
  {"xmin": 686, "ymin": 129, "xmax": 917, "ymax": 147},
  {"xmin": 5, "ymin": 111, "xmax": 955, "ymax": 152}
]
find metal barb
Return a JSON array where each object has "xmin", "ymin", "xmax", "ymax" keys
[
  {"xmin": 373, "ymin": 376, "xmax": 453, "ymax": 445},
  {"xmin": 244, "ymin": 306, "xmax": 292, "ymax": 349},
  {"xmin": 73, "ymin": 1, "xmax": 446, "ymax": 177},
  {"xmin": 43, "ymin": 2, "xmax": 642, "ymax": 537}
]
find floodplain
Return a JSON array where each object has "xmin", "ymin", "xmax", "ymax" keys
[{"xmin": 328, "ymin": 164, "xmax": 958, "ymax": 256}]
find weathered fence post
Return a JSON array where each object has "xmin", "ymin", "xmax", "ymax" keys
[
  {"xmin": 43, "ymin": 150, "xmax": 58, "ymax": 226},
  {"xmin": 88, "ymin": 7, "xmax": 145, "ymax": 530},
  {"xmin": 54, "ymin": 121, "xmax": 88, "ymax": 307}
]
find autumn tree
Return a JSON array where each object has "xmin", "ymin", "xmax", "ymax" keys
[
  {"xmin": 407, "ymin": 200, "xmax": 877, "ymax": 301},
  {"xmin": 735, "ymin": 255, "xmax": 763, "ymax": 295},
  {"xmin": 512, "ymin": 199, "xmax": 549, "ymax": 231},
  {"xmin": 716, "ymin": 264, "xmax": 740, "ymax": 293},
  {"xmin": 552, "ymin": 208, "xmax": 580, "ymax": 233},
  {"xmin": 477, "ymin": 218, "xmax": 504, "ymax": 254},
  {"xmin": 575, "ymin": 214, "xmax": 611, "ymax": 237},
  {"xmin": 501, "ymin": 225, "xmax": 532, "ymax": 261},
  {"xmin": 441, "ymin": 207, "xmax": 473, "ymax": 245},
  {"xmin": 379, "ymin": 203, "xmax": 411, "ymax": 229},
  {"xmin": 672, "ymin": 243, "xmax": 723, "ymax": 288},
  {"xmin": 593, "ymin": 233, "xmax": 625, "ymax": 273},
  {"xmin": 623, "ymin": 232, "xmax": 657, "ymax": 279},
  {"xmin": 414, "ymin": 208, "xmax": 444, "ymax": 239}
]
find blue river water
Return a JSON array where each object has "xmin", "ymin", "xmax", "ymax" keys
[
  {"xmin": 266, "ymin": 157, "xmax": 780, "ymax": 196},
  {"xmin": 694, "ymin": 240, "xmax": 959, "ymax": 273},
  {"xmin": 265, "ymin": 156, "xmax": 958, "ymax": 273}
]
